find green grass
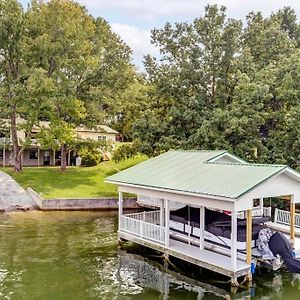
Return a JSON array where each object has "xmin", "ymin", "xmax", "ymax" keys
[{"xmin": 0, "ymin": 155, "xmax": 148, "ymax": 199}]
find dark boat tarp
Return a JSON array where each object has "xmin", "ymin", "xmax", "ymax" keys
[
  {"xmin": 269, "ymin": 232, "xmax": 300, "ymax": 273},
  {"xmin": 170, "ymin": 206, "xmax": 268, "ymax": 242}
]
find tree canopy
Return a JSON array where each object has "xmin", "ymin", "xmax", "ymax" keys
[
  {"xmin": 135, "ymin": 5, "xmax": 300, "ymax": 167},
  {"xmin": 0, "ymin": 0, "xmax": 137, "ymax": 171}
]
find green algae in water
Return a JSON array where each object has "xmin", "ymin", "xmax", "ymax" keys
[{"xmin": 0, "ymin": 211, "xmax": 299, "ymax": 299}]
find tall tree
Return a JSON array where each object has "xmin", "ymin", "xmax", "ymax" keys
[
  {"xmin": 26, "ymin": 0, "xmax": 135, "ymax": 170},
  {"xmin": 137, "ymin": 5, "xmax": 300, "ymax": 166},
  {"xmin": 0, "ymin": 0, "xmax": 53, "ymax": 171}
]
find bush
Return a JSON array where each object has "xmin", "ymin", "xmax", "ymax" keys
[
  {"xmin": 80, "ymin": 149, "xmax": 101, "ymax": 167},
  {"xmin": 113, "ymin": 142, "xmax": 139, "ymax": 163}
]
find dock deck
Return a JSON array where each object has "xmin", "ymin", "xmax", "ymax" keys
[{"xmin": 120, "ymin": 230, "xmax": 250, "ymax": 278}]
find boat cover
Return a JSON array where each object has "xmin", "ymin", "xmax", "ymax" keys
[
  {"xmin": 170, "ymin": 206, "xmax": 268, "ymax": 242},
  {"xmin": 269, "ymin": 232, "xmax": 300, "ymax": 273}
]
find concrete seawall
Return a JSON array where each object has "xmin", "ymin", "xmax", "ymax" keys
[{"xmin": 27, "ymin": 188, "xmax": 139, "ymax": 211}]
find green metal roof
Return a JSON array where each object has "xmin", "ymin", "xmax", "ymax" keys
[{"xmin": 106, "ymin": 150, "xmax": 288, "ymax": 199}]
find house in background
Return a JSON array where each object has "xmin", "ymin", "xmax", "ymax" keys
[{"xmin": 0, "ymin": 119, "xmax": 119, "ymax": 167}]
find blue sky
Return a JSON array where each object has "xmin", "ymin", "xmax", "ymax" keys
[{"xmin": 19, "ymin": 0, "xmax": 300, "ymax": 70}]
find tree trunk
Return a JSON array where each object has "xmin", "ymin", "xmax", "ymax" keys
[
  {"xmin": 60, "ymin": 144, "xmax": 67, "ymax": 171},
  {"xmin": 10, "ymin": 111, "xmax": 22, "ymax": 172}
]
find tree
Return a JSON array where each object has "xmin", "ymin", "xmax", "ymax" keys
[
  {"xmin": 0, "ymin": 0, "xmax": 53, "ymax": 171},
  {"xmin": 26, "ymin": 0, "xmax": 135, "ymax": 171},
  {"xmin": 136, "ymin": 5, "xmax": 300, "ymax": 167}
]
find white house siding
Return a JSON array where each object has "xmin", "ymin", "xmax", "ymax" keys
[
  {"xmin": 77, "ymin": 131, "xmax": 117, "ymax": 142},
  {"xmin": 238, "ymin": 172, "xmax": 300, "ymax": 210}
]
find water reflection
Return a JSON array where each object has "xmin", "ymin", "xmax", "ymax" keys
[
  {"xmin": 115, "ymin": 252, "xmax": 231, "ymax": 299},
  {"xmin": 0, "ymin": 211, "xmax": 299, "ymax": 299}
]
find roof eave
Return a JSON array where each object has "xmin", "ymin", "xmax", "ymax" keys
[{"xmin": 105, "ymin": 180, "xmax": 236, "ymax": 202}]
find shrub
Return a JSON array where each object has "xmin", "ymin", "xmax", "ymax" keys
[
  {"xmin": 80, "ymin": 149, "xmax": 101, "ymax": 167},
  {"xmin": 113, "ymin": 142, "xmax": 139, "ymax": 163}
]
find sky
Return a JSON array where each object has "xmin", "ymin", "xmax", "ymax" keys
[{"xmin": 19, "ymin": 0, "xmax": 300, "ymax": 70}]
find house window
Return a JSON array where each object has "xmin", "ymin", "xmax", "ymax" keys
[
  {"xmin": 29, "ymin": 150, "xmax": 38, "ymax": 160},
  {"xmin": 98, "ymin": 135, "xmax": 107, "ymax": 141}
]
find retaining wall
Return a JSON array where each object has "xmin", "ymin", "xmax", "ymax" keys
[{"xmin": 27, "ymin": 188, "xmax": 139, "ymax": 211}]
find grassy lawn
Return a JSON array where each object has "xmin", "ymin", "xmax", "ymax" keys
[{"xmin": 0, "ymin": 155, "xmax": 148, "ymax": 199}]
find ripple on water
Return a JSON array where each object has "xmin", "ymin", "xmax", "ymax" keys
[{"xmin": 0, "ymin": 211, "xmax": 299, "ymax": 299}]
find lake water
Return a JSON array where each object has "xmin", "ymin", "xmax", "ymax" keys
[{"xmin": 0, "ymin": 211, "xmax": 299, "ymax": 300}]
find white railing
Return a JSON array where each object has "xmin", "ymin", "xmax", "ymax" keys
[
  {"xmin": 124, "ymin": 210, "xmax": 161, "ymax": 225},
  {"xmin": 274, "ymin": 208, "xmax": 300, "ymax": 228},
  {"xmin": 237, "ymin": 206, "xmax": 271, "ymax": 219},
  {"xmin": 263, "ymin": 207, "xmax": 272, "ymax": 217},
  {"xmin": 120, "ymin": 212, "xmax": 165, "ymax": 244}
]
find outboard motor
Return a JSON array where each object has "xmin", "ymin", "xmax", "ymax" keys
[{"xmin": 269, "ymin": 232, "xmax": 300, "ymax": 273}]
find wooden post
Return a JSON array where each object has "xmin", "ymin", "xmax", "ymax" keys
[
  {"xmin": 259, "ymin": 197, "xmax": 264, "ymax": 216},
  {"xmin": 118, "ymin": 191, "xmax": 123, "ymax": 231},
  {"xmin": 290, "ymin": 195, "xmax": 295, "ymax": 246},
  {"xmin": 165, "ymin": 199, "xmax": 170, "ymax": 247},
  {"xmin": 37, "ymin": 147, "xmax": 40, "ymax": 167},
  {"xmin": 231, "ymin": 211, "xmax": 237, "ymax": 271},
  {"xmin": 199, "ymin": 206, "xmax": 205, "ymax": 250},
  {"xmin": 53, "ymin": 150, "xmax": 56, "ymax": 166},
  {"xmin": 246, "ymin": 209, "xmax": 252, "ymax": 265}
]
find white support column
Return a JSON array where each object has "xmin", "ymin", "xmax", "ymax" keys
[
  {"xmin": 68, "ymin": 150, "xmax": 71, "ymax": 166},
  {"xmin": 165, "ymin": 199, "xmax": 170, "ymax": 247},
  {"xmin": 160, "ymin": 199, "xmax": 165, "ymax": 226},
  {"xmin": 199, "ymin": 206, "xmax": 205, "ymax": 250},
  {"xmin": 3, "ymin": 146, "xmax": 5, "ymax": 167},
  {"xmin": 290, "ymin": 194, "xmax": 295, "ymax": 246},
  {"xmin": 231, "ymin": 211, "xmax": 237, "ymax": 271},
  {"xmin": 259, "ymin": 197, "xmax": 264, "ymax": 216},
  {"xmin": 37, "ymin": 147, "xmax": 40, "ymax": 167},
  {"xmin": 118, "ymin": 191, "xmax": 123, "ymax": 231}
]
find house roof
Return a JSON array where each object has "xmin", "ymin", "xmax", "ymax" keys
[{"xmin": 106, "ymin": 150, "xmax": 298, "ymax": 199}]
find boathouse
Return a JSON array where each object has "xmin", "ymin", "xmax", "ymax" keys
[{"xmin": 106, "ymin": 150, "xmax": 300, "ymax": 283}]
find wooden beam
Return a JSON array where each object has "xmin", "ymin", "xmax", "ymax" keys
[
  {"xmin": 278, "ymin": 195, "xmax": 292, "ymax": 200},
  {"xmin": 246, "ymin": 209, "xmax": 252, "ymax": 264},
  {"xmin": 231, "ymin": 211, "xmax": 237, "ymax": 271},
  {"xmin": 290, "ymin": 195, "xmax": 295, "ymax": 245}
]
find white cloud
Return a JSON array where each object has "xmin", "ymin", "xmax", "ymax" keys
[
  {"xmin": 111, "ymin": 23, "xmax": 159, "ymax": 70},
  {"xmin": 81, "ymin": 0, "xmax": 300, "ymax": 21},
  {"xmin": 82, "ymin": 0, "xmax": 300, "ymax": 69}
]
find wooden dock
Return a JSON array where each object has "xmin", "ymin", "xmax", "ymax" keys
[{"xmin": 120, "ymin": 230, "xmax": 250, "ymax": 279}]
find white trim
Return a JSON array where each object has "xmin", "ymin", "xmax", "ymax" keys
[
  {"xmin": 117, "ymin": 183, "xmax": 236, "ymax": 211},
  {"xmin": 199, "ymin": 206, "xmax": 205, "ymax": 250},
  {"xmin": 118, "ymin": 191, "xmax": 123, "ymax": 230},
  {"xmin": 231, "ymin": 211, "xmax": 238, "ymax": 271},
  {"xmin": 111, "ymin": 181, "xmax": 235, "ymax": 202},
  {"xmin": 207, "ymin": 152, "xmax": 247, "ymax": 164},
  {"xmin": 165, "ymin": 199, "xmax": 170, "ymax": 247}
]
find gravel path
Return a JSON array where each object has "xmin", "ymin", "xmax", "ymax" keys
[{"xmin": 0, "ymin": 171, "xmax": 37, "ymax": 211}]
